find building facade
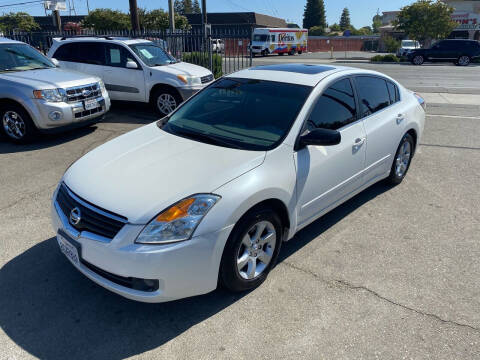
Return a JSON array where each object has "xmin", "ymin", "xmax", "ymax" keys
[{"xmin": 444, "ymin": 0, "xmax": 480, "ymax": 40}]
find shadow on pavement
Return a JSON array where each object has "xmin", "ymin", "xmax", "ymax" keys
[
  {"xmin": 0, "ymin": 182, "xmax": 391, "ymax": 359},
  {"xmin": 104, "ymin": 101, "xmax": 159, "ymax": 125}
]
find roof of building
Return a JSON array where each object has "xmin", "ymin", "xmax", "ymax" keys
[{"xmin": 185, "ymin": 12, "xmax": 287, "ymax": 28}]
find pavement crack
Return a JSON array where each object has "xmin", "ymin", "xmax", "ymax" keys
[
  {"xmin": 0, "ymin": 183, "xmax": 57, "ymax": 213},
  {"xmin": 281, "ymin": 261, "xmax": 480, "ymax": 333}
]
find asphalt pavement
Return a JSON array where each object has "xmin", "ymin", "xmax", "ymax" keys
[{"xmin": 0, "ymin": 62, "xmax": 479, "ymax": 359}]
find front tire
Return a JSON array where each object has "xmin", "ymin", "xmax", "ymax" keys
[
  {"xmin": 220, "ymin": 207, "xmax": 283, "ymax": 292},
  {"xmin": 412, "ymin": 55, "xmax": 424, "ymax": 65},
  {"xmin": 386, "ymin": 133, "xmax": 414, "ymax": 185},
  {"xmin": 457, "ymin": 55, "xmax": 470, "ymax": 66},
  {"xmin": 151, "ymin": 87, "xmax": 183, "ymax": 116},
  {"xmin": 1, "ymin": 103, "xmax": 38, "ymax": 143}
]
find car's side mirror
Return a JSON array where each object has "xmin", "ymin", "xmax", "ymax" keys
[
  {"xmin": 51, "ymin": 58, "xmax": 60, "ymax": 67},
  {"xmin": 126, "ymin": 61, "xmax": 138, "ymax": 69},
  {"xmin": 299, "ymin": 128, "xmax": 341, "ymax": 148}
]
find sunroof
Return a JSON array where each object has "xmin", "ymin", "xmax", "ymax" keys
[{"xmin": 249, "ymin": 64, "xmax": 335, "ymax": 75}]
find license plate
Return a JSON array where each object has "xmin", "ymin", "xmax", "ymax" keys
[
  {"xmin": 57, "ymin": 232, "xmax": 80, "ymax": 266},
  {"xmin": 84, "ymin": 98, "xmax": 98, "ymax": 111}
]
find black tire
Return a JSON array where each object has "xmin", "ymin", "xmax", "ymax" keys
[
  {"xmin": 219, "ymin": 207, "xmax": 283, "ymax": 292},
  {"xmin": 456, "ymin": 55, "xmax": 470, "ymax": 66},
  {"xmin": 150, "ymin": 87, "xmax": 183, "ymax": 116},
  {"xmin": 0, "ymin": 102, "xmax": 38, "ymax": 144},
  {"xmin": 288, "ymin": 49, "xmax": 295, "ymax": 56},
  {"xmin": 411, "ymin": 55, "xmax": 424, "ymax": 65},
  {"xmin": 262, "ymin": 50, "xmax": 268, "ymax": 57},
  {"xmin": 278, "ymin": 52, "xmax": 285, "ymax": 56},
  {"xmin": 298, "ymin": 50, "xmax": 303, "ymax": 55},
  {"xmin": 386, "ymin": 133, "xmax": 414, "ymax": 185}
]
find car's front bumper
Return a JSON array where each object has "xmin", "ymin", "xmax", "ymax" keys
[
  {"xmin": 177, "ymin": 85, "xmax": 208, "ymax": 101},
  {"xmin": 50, "ymin": 187, "xmax": 233, "ymax": 303}
]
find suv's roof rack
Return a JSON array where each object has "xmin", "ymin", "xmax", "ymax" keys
[{"xmin": 58, "ymin": 35, "xmax": 115, "ymax": 41}]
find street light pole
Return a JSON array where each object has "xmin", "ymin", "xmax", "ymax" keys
[
  {"xmin": 129, "ymin": 0, "xmax": 140, "ymax": 33},
  {"xmin": 168, "ymin": 0, "xmax": 175, "ymax": 32}
]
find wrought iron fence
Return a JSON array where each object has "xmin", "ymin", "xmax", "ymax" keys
[{"xmin": 2, "ymin": 28, "xmax": 254, "ymax": 77}]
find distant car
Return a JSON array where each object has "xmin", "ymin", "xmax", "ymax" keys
[
  {"xmin": 408, "ymin": 39, "xmax": 480, "ymax": 66},
  {"xmin": 0, "ymin": 38, "xmax": 110, "ymax": 143},
  {"xmin": 397, "ymin": 39, "xmax": 420, "ymax": 57},
  {"xmin": 51, "ymin": 64, "xmax": 426, "ymax": 303},
  {"xmin": 47, "ymin": 36, "xmax": 214, "ymax": 116}
]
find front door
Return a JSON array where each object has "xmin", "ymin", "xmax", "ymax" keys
[{"xmin": 295, "ymin": 78, "xmax": 367, "ymax": 226}]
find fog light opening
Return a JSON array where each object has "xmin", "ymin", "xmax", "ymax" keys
[{"xmin": 49, "ymin": 111, "xmax": 63, "ymax": 121}]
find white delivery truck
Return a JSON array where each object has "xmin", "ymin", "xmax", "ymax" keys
[{"xmin": 250, "ymin": 28, "xmax": 308, "ymax": 56}]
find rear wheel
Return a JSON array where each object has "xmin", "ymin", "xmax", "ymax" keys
[
  {"xmin": 386, "ymin": 133, "xmax": 414, "ymax": 185},
  {"xmin": 151, "ymin": 87, "xmax": 182, "ymax": 116},
  {"xmin": 288, "ymin": 49, "xmax": 295, "ymax": 56},
  {"xmin": 1, "ymin": 103, "xmax": 37, "ymax": 143},
  {"xmin": 457, "ymin": 55, "xmax": 470, "ymax": 66},
  {"xmin": 412, "ymin": 55, "xmax": 424, "ymax": 65},
  {"xmin": 298, "ymin": 50, "xmax": 303, "ymax": 55},
  {"xmin": 220, "ymin": 207, "xmax": 283, "ymax": 292}
]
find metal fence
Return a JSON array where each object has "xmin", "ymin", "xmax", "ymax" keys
[{"xmin": 2, "ymin": 28, "xmax": 254, "ymax": 77}]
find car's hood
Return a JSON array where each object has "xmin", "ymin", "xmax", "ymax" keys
[
  {"xmin": 0, "ymin": 68, "xmax": 99, "ymax": 89},
  {"xmin": 153, "ymin": 61, "xmax": 212, "ymax": 77},
  {"xmin": 63, "ymin": 122, "xmax": 266, "ymax": 224}
]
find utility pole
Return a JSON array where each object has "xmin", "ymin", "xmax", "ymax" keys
[
  {"xmin": 52, "ymin": 10, "xmax": 62, "ymax": 32},
  {"xmin": 168, "ymin": 0, "xmax": 175, "ymax": 32},
  {"xmin": 86, "ymin": 0, "xmax": 90, "ymax": 14},
  {"xmin": 129, "ymin": 0, "xmax": 140, "ymax": 33},
  {"xmin": 201, "ymin": 0, "xmax": 212, "ymax": 72}
]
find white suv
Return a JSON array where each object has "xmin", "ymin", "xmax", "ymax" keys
[{"xmin": 47, "ymin": 36, "xmax": 214, "ymax": 116}]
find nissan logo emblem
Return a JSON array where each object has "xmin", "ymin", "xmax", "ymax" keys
[
  {"xmin": 82, "ymin": 89, "xmax": 92, "ymax": 98},
  {"xmin": 69, "ymin": 207, "xmax": 81, "ymax": 226}
]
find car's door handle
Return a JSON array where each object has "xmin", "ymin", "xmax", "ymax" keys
[
  {"xmin": 396, "ymin": 114, "xmax": 405, "ymax": 124},
  {"xmin": 353, "ymin": 138, "xmax": 366, "ymax": 147}
]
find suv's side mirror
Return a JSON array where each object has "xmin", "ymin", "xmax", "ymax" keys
[
  {"xmin": 126, "ymin": 61, "xmax": 138, "ymax": 69},
  {"xmin": 51, "ymin": 58, "xmax": 60, "ymax": 67},
  {"xmin": 299, "ymin": 128, "xmax": 341, "ymax": 148}
]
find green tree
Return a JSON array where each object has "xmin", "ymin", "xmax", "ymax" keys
[
  {"xmin": 395, "ymin": 0, "xmax": 456, "ymax": 45},
  {"xmin": 140, "ymin": 9, "xmax": 190, "ymax": 30},
  {"xmin": 372, "ymin": 14, "xmax": 382, "ymax": 33},
  {"xmin": 329, "ymin": 23, "xmax": 341, "ymax": 32},
  {"xmin": 339, "ymin": 8, "xmax": 351, "ymax": 31},
  {"xmin": 0, "ymin": 12, "xmax": 40, "ymax": 32},
  {"xmin": 384, "ymin": 35, "xmax": 401, "ymax": 53},
  {"xmin": 303, "ymin": 0, "xmax": 327, "ymax": 33},
  {"xmin": 174, "ymin": 0, "xmax": 184, "ymax": 14},
  {"xmin": 82, "ymin": 9, "xmax": 131, "ymax": 30},
  {"xmin": 183, "ymin": 0, "xmax": 193, "ymax": 14},
  {"xmin": 192, "ymin": 0, "xmax": 201, "ymax": 14},
  {"xmin": 309, "ymin": 26, "xmax": 325, "ymax": 36}
]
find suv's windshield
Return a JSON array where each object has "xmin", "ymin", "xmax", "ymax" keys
[
  {"xmin": 0, "ymin": 44, "xmax": 54, "ymax": 72},
  {"xmin": 129, "ymin": 42, "xmax": 177, "ymax": 66},
  {"xmin": 253, "ymin": 35, "xmax": 269, "ymax": 42},
  {"xmin": 402, "ymin": 41, "xmax": 417, "ymax": 47},
  {"xmin": 161, "ymin": 78, "xmax": 312, "ymax": 151}
]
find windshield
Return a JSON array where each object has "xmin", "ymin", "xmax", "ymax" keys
[
  {"xmin": 161, "ymin": 78, "xmax": 312, "ymax": 151},
  {"xmin": 253, "ymin": 35, "xmax": 269, "ymax": 42},
  {"xmin": 402, "ymin": 41, "xmax": 417, "ymax": 47},
  {"xmin": 129, "ymin": 42, "xmax": 177, "ymax": 66},
  {"xmin": 0, "ymin": 44, "xmax": 54, "ymax": 72}
]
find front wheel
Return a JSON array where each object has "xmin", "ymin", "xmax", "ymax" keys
[
  {"xmin": 457, "ymin": 55, "xmax": 470, "ymax": 66},
  {"xmin": 412, "ymin": 55, "xmax": 424, "ymax": 65},
  {"xmin": 220, "ymin": 207, "xmax": 283, "ymax": 292},
  {"xmin": 1, "ymin": 103, "xmax": 38, "ymax": 143},
  {"xmin": 386, "ymin": 133, "xmax": 414, "ymax": 185},
  {"xmin": 151, "ymin": 87, "xmax": 183, "ymax": 116}
]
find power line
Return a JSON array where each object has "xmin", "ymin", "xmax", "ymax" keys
[{"xmin": 0, "ymin": 0, "xmax": 43, "ymax": 8}]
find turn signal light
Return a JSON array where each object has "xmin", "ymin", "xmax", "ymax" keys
[{"xmin": 156, "ymin": 198, "xmax": 195, "ymax": 222}]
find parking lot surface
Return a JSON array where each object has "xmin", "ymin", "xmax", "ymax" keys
[{"xmin": 1, "ymin": 63, "xmax": 479, "ymax": 359}]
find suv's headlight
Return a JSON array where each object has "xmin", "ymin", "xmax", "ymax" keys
[
  {"xmin": 135, "ymin": 194, "xmax": 220, "ymax": 244},
  {"xmin": 33, "ymin": 88, "xmax": 67, "ymax": 102},
  {"xmin": 177, "ymin": 75, "xmax": 202, "ymax": 86}
]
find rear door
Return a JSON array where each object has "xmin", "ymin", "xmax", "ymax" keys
[
  {"xmin": 354, "ymin": 76, "xmax": 405, "ymax": 182},
  {"xmin": 53, "ymin": 41, "xmax": 105, "ymax": 78}
]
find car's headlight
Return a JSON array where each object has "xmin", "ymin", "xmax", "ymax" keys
[
  {"xmin": 98, "ymin": 80, "xmax": 106, "ymax": 93},
  {"xmin": 33, "ymin": 88, "xmax": 67, "ymax": 102},
  {"xmin": 135, "ymin": 194, "xmax": 221, "ymax": 244},
  {"xmin": 177, "ymin": 75, "xmax": 202, "ymax": 86}
]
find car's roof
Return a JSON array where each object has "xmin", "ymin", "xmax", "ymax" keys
[
  {"xmin": 226, "ymin": 64, "xmax": 386, "ymax": 87},
  {"xmin": 0, "ymin": 37, "xmax": 24, "ymax": 45},
  {"xmin": 52, "ymin": 36, "xmax": 153, "ymax": 45}
]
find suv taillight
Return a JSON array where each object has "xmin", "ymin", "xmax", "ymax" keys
[{"xmin": 414, "ymin": 93, "xmax": 426, "ymax": 111}]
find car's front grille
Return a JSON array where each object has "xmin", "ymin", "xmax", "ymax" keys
[
  {"xmin": 56, "ymin": 183, "xmax": 127, "ymax": 239},
  {"xmin": 74, "ymin": 106, "xmax": 103, "ymax": 119},
  {"xmin": 66, "ymin": 83, "xmax": 101, "ymax": 103},
  {"xmin": 201, "ymin": 74, "xmax": 214, "ymax": 84}
]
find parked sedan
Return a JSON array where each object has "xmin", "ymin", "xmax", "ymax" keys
[
  {"xmin": 408, "ymin": 39, "xmax": 480, "ymax": 66},
  {"xmin": 51, "ymin": 64, "xmax": 426, "ymax": 302}
]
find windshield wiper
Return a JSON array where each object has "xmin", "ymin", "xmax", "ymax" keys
[{"xmin": 170, "ymin": 126, "xmax": 243, "ymax": 149}]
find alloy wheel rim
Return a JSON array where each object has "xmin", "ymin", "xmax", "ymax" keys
[
  {"xmin": 2, "ymin": 111, "xmax": 26, "ymax": 139},
  {"xmin": 414, "ymin": 56, "xmax": 423, "ymax": 65},
  {"xmin": 157, "ymin": 94, "xmax": 177, "ymax": 115},
  {"xmin": 236, "ymin": 220, "xmax": 276, "ymax": 280},
  {"xmin": 395, "ymin": 141, "xmax": 411, "ymax": 178},
  {"xmin": 459, "ymin": 56, "xmax": 469, "ymax": 66}
]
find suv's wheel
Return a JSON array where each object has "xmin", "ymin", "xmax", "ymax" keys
[
  {"xmin": 457, "ymin": 55, "xmax": 471, "ymax": 66},
  {"xmin": 1, "ymin": 103, "xmax": 37, "ymax": 143},
  {"xmin": 220, "ymin": 207, "xmax": 283, "ymax": 292},
  {"xmin": 151, "ymin": 87, "xmax": 183, "ymax": 116},
  {"xmin": 412, "ymin": 55, "xmax": 424, "ymax": 65},
  {"xmin": 262, "ymin": 49, "xmax": 269, "ymax": 57},
  {"xmin": 386, "ymin": 133, "xmax": 414, "ymax": 185}
]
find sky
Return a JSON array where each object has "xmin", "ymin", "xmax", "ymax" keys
[{"xmin": 6, "ymin": 0, "xmax": 415, "ymax": 28}]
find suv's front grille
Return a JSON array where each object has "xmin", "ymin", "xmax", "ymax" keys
[
  {"xmin": 56, "ymin": 183, "xmax": 127, "ymax": 239},
  {"xmin": 201, "ymin": 74, "xmax": 214, "ymax": 84},
  {"xmin": 66, "ymin": 83, "xmax": 101, "ymax": 103}
]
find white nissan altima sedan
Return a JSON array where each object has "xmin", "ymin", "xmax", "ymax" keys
[{"xmin": 51, "ymin": 64, "xmax": 425, "ymax": 302}]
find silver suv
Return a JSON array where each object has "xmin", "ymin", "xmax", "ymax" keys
[{"xmin": 0, "ymin": 38, "xmax": 110, "ymax": 143}]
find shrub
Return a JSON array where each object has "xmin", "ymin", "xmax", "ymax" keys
[
  {"xmin": 383, "ymin": 36, "xmax": 401, "ymax": 53},
  {"xmin": 182, "ymin": 52, "xmax": 223, "ymax": 78},
  {"xmin": 370, "ymin": 54, "xmax": 400, "ymax": 63}
]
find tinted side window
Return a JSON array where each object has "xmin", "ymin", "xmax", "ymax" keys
[
  {"xmin": 75, "ymin": 42, "xmax": 105, "ymax": 65},
  {"xmin": 386, "ymin": 81, "xmax": 399, "ymax": 104},
  {"xmin": 105, "ymin": 44, "xmax": 137, "ymax": 68},
  {"xmin": 53, "ymin": 43, "xmax": 78, "ymax": 61},
  {"xmin": 356, "ymin": 76, "xmax": 391, "ymax": 117},
  {"xmin": 308, "ymin": 78, "xmax": 356, "ymax": 131}
]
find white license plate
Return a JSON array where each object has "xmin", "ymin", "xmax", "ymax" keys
[
  {"xmin": 84, "ymin": 98, "xmax": 98, "ymax": 111},
  {"xmin": 57, "ymin": 233, "xmax": 80, "ymax": 266}
]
